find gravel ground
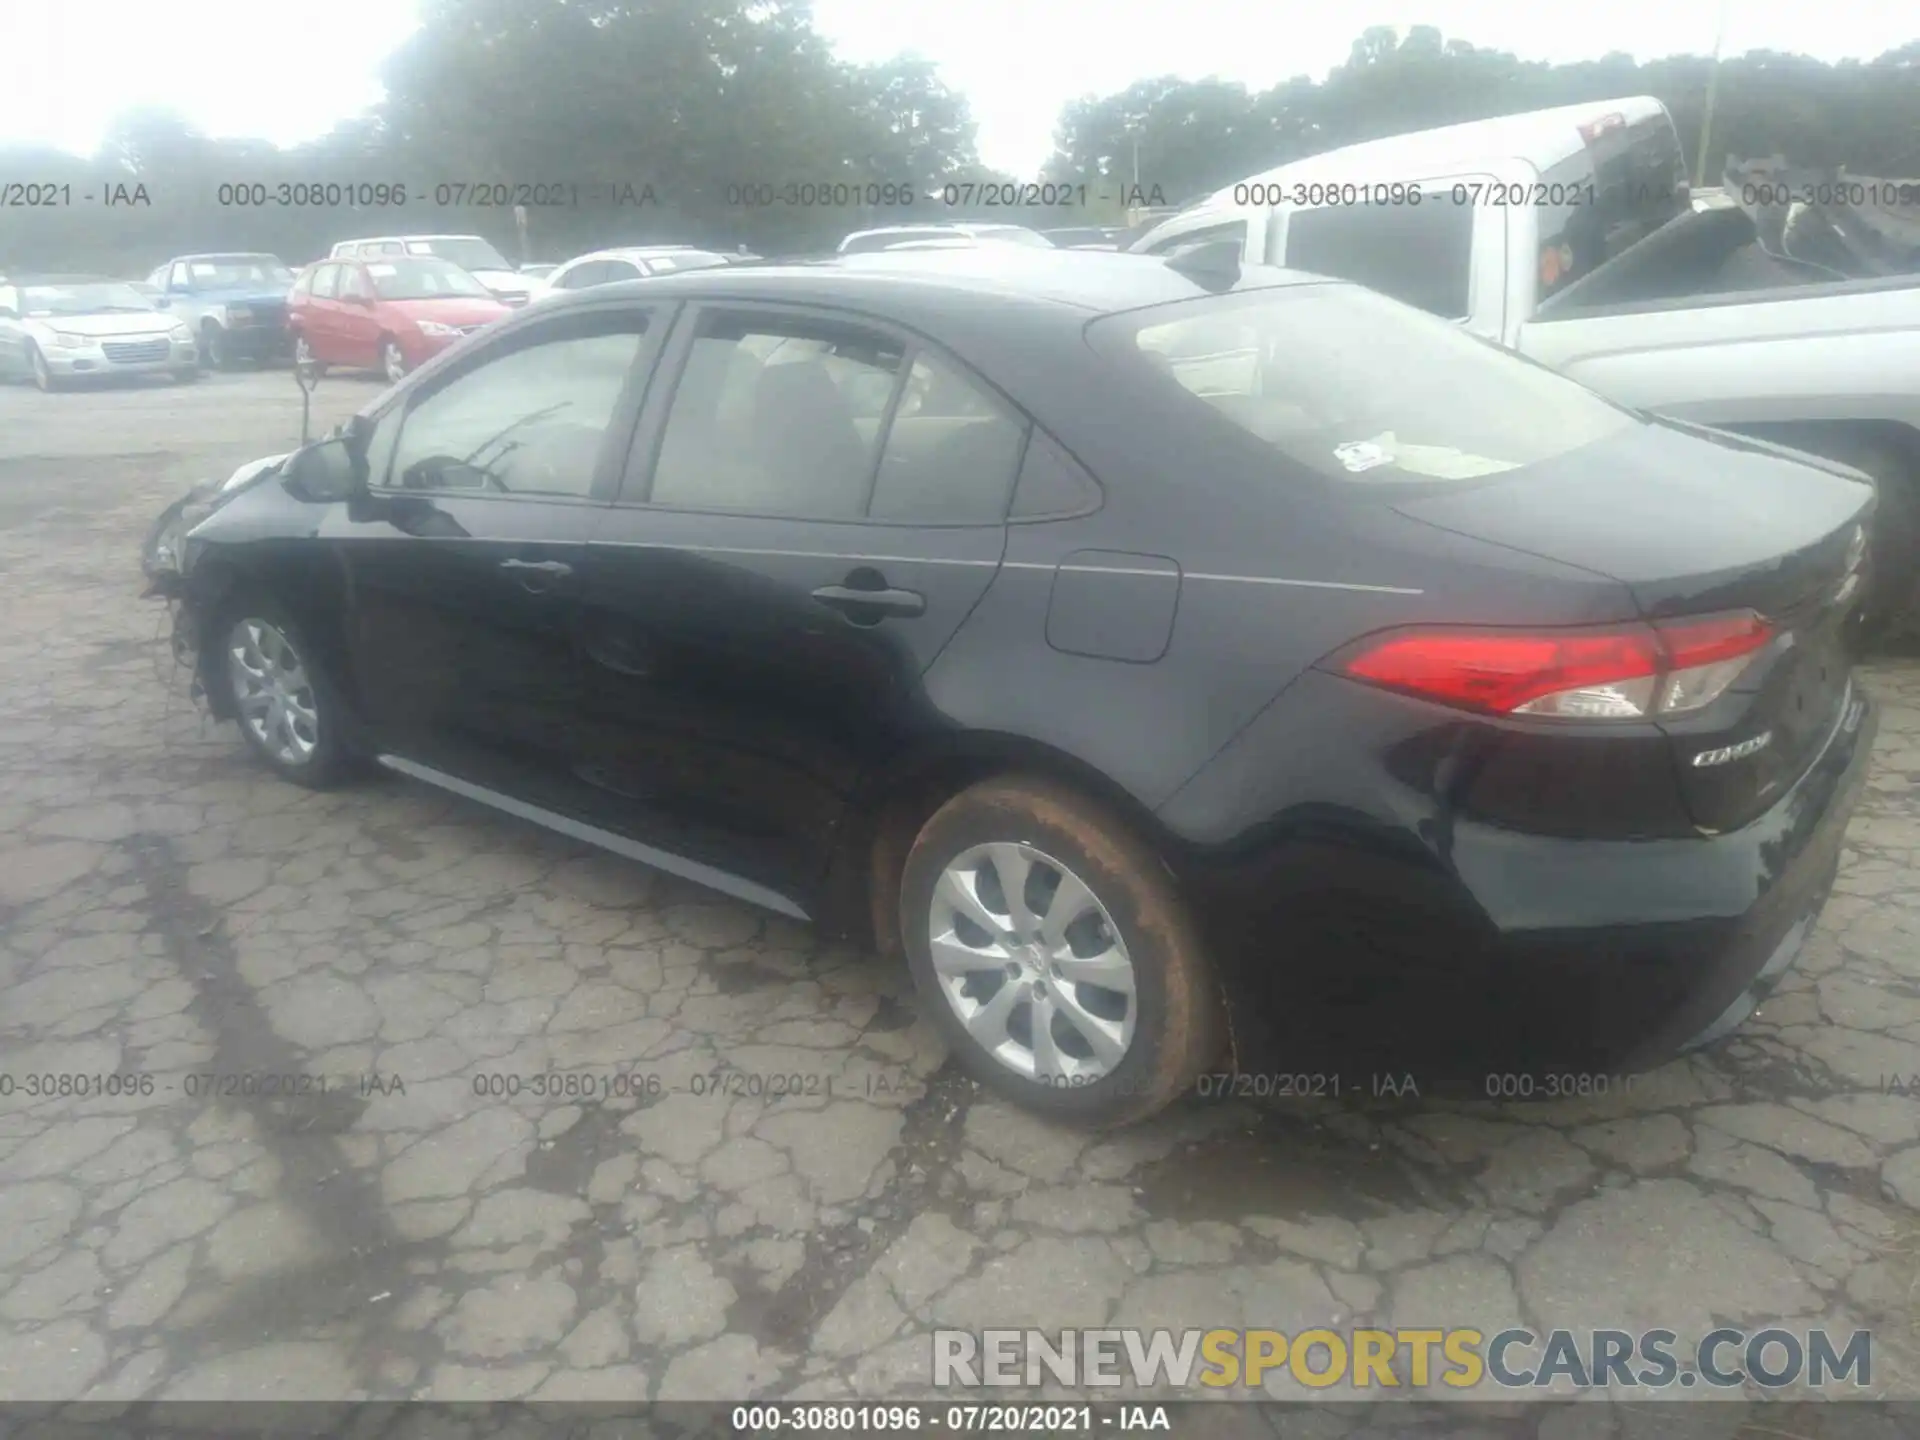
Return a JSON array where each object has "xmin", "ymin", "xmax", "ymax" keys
[{"xmin": 3, "ymin": 370, "xmax": 1919, "ymax": 1417}]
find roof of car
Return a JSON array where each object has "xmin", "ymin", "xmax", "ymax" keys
[
  {"xmin": 8, "ymin": 273, "xmax": 118, "ymax": 285},
  {"xmin": 171, "ymin": 253, "xmax": 283, "ymax": 262},
  {"xmin": 534, "ymin": 246, "xmax": 1322, "ymax": 319}
]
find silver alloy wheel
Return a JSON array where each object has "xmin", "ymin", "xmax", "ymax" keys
[
  {"xmin": 31, "ymin": 347, "xmax": 52, "ymax": 391},
  {"xmin": 927, "ymin": 841, "xmax": 1138, "ymax": 1083},
  {"xmin": 294, "ymin": 334, "xmax": 314, "ymax": 366},
  {"xmin": 226, "ymin": 618, "xmax": 320, "ymax": 767},
  {"xmin": 382, "ymin": 340, "xmax": 406, "ymax": 383}
]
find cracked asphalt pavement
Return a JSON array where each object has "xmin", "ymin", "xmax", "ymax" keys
[{"xmin": 4, "ymin": 371, "xmax": 1920, "ymax": 1411}]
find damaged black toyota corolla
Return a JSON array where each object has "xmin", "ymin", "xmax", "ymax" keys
[{"xmin": 144, "ymin": 247, "xmax": 1879, "ymax": 1126}]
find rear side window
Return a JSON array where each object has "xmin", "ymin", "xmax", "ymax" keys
[
  {"xmin": 868, "ymin": 354, "xmax": 1027, "ymax": 525},
  {"xmin": 1536, "ymin": 112, "xmax": 1691, "ymax": 300},
  {"xmin": 1091, "ymin": 282, "xmax": 1632, "ymax": 485},
  {"xmin": 309, "ymin": 265, "xmax": 339, "ymax": 299},
  {"xmin": 648, "ymin": 317, "xmax": 905, "ymax": 519},
  {"xmin": 1285, "ymin": 203, "xmax": 1473, "ymax": 319}
]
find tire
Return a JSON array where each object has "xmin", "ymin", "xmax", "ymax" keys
[
  {"xmin": 293, "ymin": 333, "xmax": 327, "ymax": 377},
  {"xmin": 214, "ymin": 593, "xmax": 357, "ymax": 789},
  {"xmin": 899, "ymin": 776, "xmax": 1224, "ymax": 1127},
  {"xmin": 201, "ymin": 323, "xmax": 231, "ymax": 371},
  {"xmin": 380, "ymin": 337, "xmax": 408, "ymax": 384},
  {"xmin": 28, "ymin": 343, "xmax": 60, "ymax": 393}
]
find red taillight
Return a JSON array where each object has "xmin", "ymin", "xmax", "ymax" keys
[{"xmin": 1334, "ymin": 611, "xmax": 1773, "ymax": 720}]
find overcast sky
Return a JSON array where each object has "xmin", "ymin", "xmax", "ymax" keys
[{"xmin": 3, "ymin": 0, "xmax": 1913, "ymax": 178}]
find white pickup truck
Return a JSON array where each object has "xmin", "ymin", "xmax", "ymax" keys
[{"xmin": 1135, "ymin": 97, "xmax": 1920, "ymax": 627}]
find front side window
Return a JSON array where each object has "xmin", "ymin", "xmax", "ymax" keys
[
  {"xmin": 382, "ymin": 323, "xmax": 648, "ymax": 497},
  {"xmin": 308, "ymin": 265, "xmax": 339, "ymax": 300},
  {"xmin": 647, "ymin": 316, "xmax": 906, "ymax": 519},
  {"xmin": 1284, "ymin": 203, "xmax": 1473, "ymax": 319},
  {"xmin": 1092, "ymin": 282, "xmax": 1634, "ymax": 485},
  {"xmin": 337, "ymin": 266, "xmax": 371, "ymax": 302}
]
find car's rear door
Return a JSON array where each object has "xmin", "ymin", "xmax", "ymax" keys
[
  {"xmin": 323, "ymin": 301, "xmax": 666, "ymax": 814},
  {"xmin": 332, "ymin": 263, "xmax": 381, "ymax": 367},
  {"xmin": 571, "ymin": 301, "xmax": 1024, "ymax": 909}
]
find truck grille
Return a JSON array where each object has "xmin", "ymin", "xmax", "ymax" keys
[{"xmin": 102, "ymin": 338, "xmax": 171, "ymax": 364}]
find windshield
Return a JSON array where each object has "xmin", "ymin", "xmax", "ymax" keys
[
  {"xmin": 184, "ymin": 255, "xmax": 295, "ymax": 289},
  {"xmin": 405, "ymin": 237, "xmax": 513, "ymax": 272},
  {"xmin": 1092, "ymin": 282, "xmax": 1635, "ymax": 484},
  {"xmin": 366, "ymin": 257, "xmax": 495, "ymax": 300},
  {"xmin": 21, "ymin": 282, "xmax": 157, "ymax": 317}
]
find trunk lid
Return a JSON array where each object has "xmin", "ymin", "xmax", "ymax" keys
[{"xmin": 1392, "ymin": 420, "xmax": 1874, "ymax": 831}]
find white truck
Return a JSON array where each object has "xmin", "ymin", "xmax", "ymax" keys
[{"xmin": 1135, "ymin": 97, "xmax": 1920, "ymax": 628}]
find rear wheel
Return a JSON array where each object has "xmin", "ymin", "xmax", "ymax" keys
[
  {"xmin": 217, "ymin": 595, "xmax": 355, "ymax": 789},
  {"xmin": 380, "ymin": 337, "xmax": 408, "ymax": 384},
  {"xmin": 898, "ymin": 777, "xmax": 1224, "ymax": 1127}
]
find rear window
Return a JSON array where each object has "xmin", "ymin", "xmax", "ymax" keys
[
  {"xmin": 1090, "ymin": 283, "xmax": 1634, "ymax": 485},
  {"xmin": 1284, "ymin": 203, "xmax": 1473, "ymax": 319},
  {"xmin": 1535, "ymin": 110, "xmax": 1691, "ymax": 300}
]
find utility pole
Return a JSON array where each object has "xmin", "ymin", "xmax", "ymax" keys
[{"xmin": 1694, "ymin": 0, "xmax": 1733, "ymax": 186}]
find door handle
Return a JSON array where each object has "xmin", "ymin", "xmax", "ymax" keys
[
  {"xmin": 499, "ymin": 559, "xmax": 573, "ymax": 576},
  {"xmin": 811, "ymin": 584, "xmax": 926, "ymax": 620},
  {"xmin": 499, "ymin": 557, "xmax": 573, "ymax": 593}
]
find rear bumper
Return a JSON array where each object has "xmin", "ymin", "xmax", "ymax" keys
[{"xmin": 1165, "ymin": 677, "xmax": 1877, "ymax": 1088}]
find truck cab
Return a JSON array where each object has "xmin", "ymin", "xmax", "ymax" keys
[{"xmin": 1131, "ymin": 97, "xmax": 1689, "ymax": 346}]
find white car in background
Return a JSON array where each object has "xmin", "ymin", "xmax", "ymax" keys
[
  {"xmin": 836, "ymin": 222, "xmax": 1054, "ymax": 253},
  {"xmin": 327, "ymin": 235, "xmax": 534, "ymax": 307},
  {"xmin": 531, "ymin": 246, "xmax": 733, "ymax": 299}
]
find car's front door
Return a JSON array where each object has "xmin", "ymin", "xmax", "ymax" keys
[
  {"xmin": 323, "ymin": 303, "xmax": 663, "ymax": 813},
  {"xmin": 302, "ymin": 264, "xmax": 342, "ymax": 361},
  {"xmin": 572, "ymin": 303, "xmax": 1025, "ymax": 911},
  {"xmin": 0, "ymin": 285, "xmax": 25, "ymax": 378}
]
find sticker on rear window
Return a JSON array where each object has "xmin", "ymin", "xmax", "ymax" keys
[{"xmin": 1334, "ymin": 440, "xmax": 1391, "ymax": 473}]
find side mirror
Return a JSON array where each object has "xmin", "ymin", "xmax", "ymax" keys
[{"xmin": 281, "ymin": 438, "xmax": 364, "ymax": 503}]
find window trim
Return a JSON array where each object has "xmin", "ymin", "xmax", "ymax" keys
[
  {"xmin": 616, "ymin": 299, "xmax": 1033, "ymax": 529},
  {"xmin": 369, "ymin": 299, "xmax": 670, "ymax": 505}
]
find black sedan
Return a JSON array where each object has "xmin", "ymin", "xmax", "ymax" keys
[{"xmin": 150, "ymin": 247, "xmax": 1877, "ymax": 1126}]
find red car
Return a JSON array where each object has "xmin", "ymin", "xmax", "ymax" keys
[{"xmin": 288, "ymin": 255, "xmax": 511, "ymax": 383}]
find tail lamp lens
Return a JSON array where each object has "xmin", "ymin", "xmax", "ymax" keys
[{"xmin": 1335, "ymin": 611, "xmax": 1773, "ymax": 719}]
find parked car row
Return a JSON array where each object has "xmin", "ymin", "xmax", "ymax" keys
[{"xmin": 146, "ymin": 239, "xmax": 1877, "ymax": 1127}]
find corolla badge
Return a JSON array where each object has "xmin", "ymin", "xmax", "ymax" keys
[{"xmin": 1693, "ymin": 730, "xmax": 1773, "ymax": 767}]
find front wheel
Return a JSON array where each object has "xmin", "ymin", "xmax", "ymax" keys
[
  {"xmin": 218, "ymin": 597, "xmax": 356, "ymax": 789},
  {"xmin": 380, "ymin": 337, "xmax": 408, "ymax": 384},
  {"xmin": 29, "ymin": 344, "xmax": 60, "ymax": 392},
  {"xmin": 199, "ymin": 324, "xmax": 233, "ymax": 371},
  {"xmin": 899, "ymin": 777, "xmax": 1224, "ymax": 1127},
  {"xmin": 293, "ymin": 333, "xmax": 327, "ymax": 376}
]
